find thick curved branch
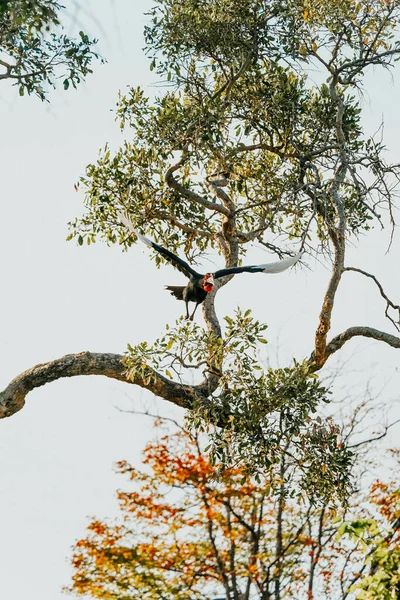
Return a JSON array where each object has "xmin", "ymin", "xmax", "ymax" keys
[
  {"xmin": 309, "ymin": 326, "xmax": 400, "ymax": 371},
  {"xmin": 325, "ymin": 326, "xmax": 400, "ymax": 357},
  {"xmin": 237, "ymin": 220, "xmax": 268, "ymax": 243},
  {"xmin": 0, "ymin": 351, "xmax": 216, "ymax": 420},
  {"xmin": 228, "ymin": 142, "xmax": 289, "ymax": 159},
  {"xmin": 205, "ymin": 179, "xmax": 235, "ymax": 214}
]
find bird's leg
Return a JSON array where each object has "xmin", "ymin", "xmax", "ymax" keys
[
  {"xmin": 185, "ymin": 301, "xmax": 190, "ymax": 320},
  {"xmin": 189, "ymin": 303, "xmax": 200, "ymax": 321}
]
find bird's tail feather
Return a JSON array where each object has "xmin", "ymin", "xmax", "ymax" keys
[
  {"xmin": 261, "ymin": 252, "xmax": 303, "ymax": 274},
  {"xmin": 165, "ymin": 285, "xmax": 185, "ymax": 300},
  {"xmin": 118, "ymin": 211, "xmax": 152, "ymax": 247}
]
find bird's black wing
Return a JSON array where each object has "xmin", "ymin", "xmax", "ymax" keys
[
  {"xmin": 214, "ymin": 253, "xmax": 302, "ymax": 278},
  {"xmin": 119, "ymin": 213, "xmax": 200, "ymax": 279},
  {"xmin": 144, "ymin": 236, "xmax": 200, "ymax": 278}
]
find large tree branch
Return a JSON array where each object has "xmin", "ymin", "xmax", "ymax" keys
[
  {"xmin": 313, "ymin": 77, "xmax": 347, "ymax": 368},
  {"xmin": 309, "ymin": 326, "xmax": 400, "ymax": 371},
  {"xmin": 0, "ymin": 351, "xmax": 216, "ymax": 420},
  {"xmin": 228, "ymin": 142, "xmax": 289, "ymax": 159},
  {"xmin": 205, "ymin": 178, "xmax": 235, "ymax": 214}
]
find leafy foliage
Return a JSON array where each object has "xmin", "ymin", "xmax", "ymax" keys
[
  {"xmin": 0, "ymin": 0, "xmax": 102, "ymax": 99},
  {"xmin": 63, "ymin": 0, "xmax": 400, "ymax": 505},
  {"xmin": 337, "ymin": 477, "xmax": 400, "ymax": 599},
  {"xmin": 70, "ymin": 0, "xmax": 400, "ymax": 252},
  {"xmin": 66, "ymin": 425, "xmax": 400, "ymax": 600},
  {"xmin": 125, "ymin": 310, "xmax": 353, "ymax": 503}
]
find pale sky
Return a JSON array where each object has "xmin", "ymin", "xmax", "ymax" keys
[{"xmin": 0, "ymin": 2, "xmax": 400, "ymax": 600}]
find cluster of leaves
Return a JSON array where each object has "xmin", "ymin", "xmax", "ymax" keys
[
  {"xmin": 69, "ymin": 80, "xmax": 370, "ymax": 255},
  {"xmin": 337, "ymin": 477, "xmax": 400, "ymax": 599},
  {"xmin": 125, "ymin": 308, "xmax": 268, "ymax": 383},
  {"xmin": 125, "ymin": 310, "xmax": 352, "ymax": 504},
  {"xmin": 297, "ymin": 0, "xmax": 400, "ymax": 69},
  {"xmin": 68, "ymin": 131, "xmax": 214, "ymax": 261},
  {"xmin": 66, "ymin": 425, "xmax": 400, "ymax": 600},
  {"xmin": 195, "ymin": 361, "xmax": 353, "ymax": 504},
  {"xmin": 63, "ymin": 0, "xmax": 400, "ymax": 530},
  {"xmin": 69, "ymin": 0, "xmax": 400, "ymax": 256},
  {"xmin": 0, "ymin": 0, "xmax": 58, "ymax": 26},
  {"xmin": 145, "ymin": 0, "xmax": 400, "ymax": 75},
  {"xmin": 0, "ymin": 0, "xmax": 102, "ymax": 100}
]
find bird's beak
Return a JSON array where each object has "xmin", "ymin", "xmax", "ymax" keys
[{"xmin": 205, "ymin": 275, "xmax": 215, "ymax": 286}]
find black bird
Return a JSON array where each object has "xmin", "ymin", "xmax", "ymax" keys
[{"xmin": 120, "ymin": 214, "xmax": 302, "ymax": 320}]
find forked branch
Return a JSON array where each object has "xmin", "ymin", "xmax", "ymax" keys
[{"xmin": 345, "ymin": 267, "xmax": 400, "ymax": 331}]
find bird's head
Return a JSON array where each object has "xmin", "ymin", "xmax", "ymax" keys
[{"xmin": 202, "ymin": 273, "xmax": 215, "ymax": 292}]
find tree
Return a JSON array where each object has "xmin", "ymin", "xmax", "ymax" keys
[
  {"xmin": 66, "ymin": 420, "xmax": 400, "ymax": 600},
  {"xmin": 1, "ymin": 0, "xmax": 400, "ymax": 500},
  {"xmin": 0, "ymin": 0, "xmax": 101, "ymax": 99}
]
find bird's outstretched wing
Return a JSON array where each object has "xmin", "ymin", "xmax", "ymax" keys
[
  {"xmin": 119, "ymin": 212, "xmax": 200, "ymax": 279},
  {"xmin": 214, "ymin": 252, "xmax": 302, "ymax": 279}
]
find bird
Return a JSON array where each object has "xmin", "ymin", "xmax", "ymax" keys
[{"xmin": 119, "ymin": 213, "xmax": 302, "ymax": 321}]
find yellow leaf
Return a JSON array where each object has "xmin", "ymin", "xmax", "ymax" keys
[{"xmin": 165, "ymin": 339, "xmax": 174, "ymax": 351}]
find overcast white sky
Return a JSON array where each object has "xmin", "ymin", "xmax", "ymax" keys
[{"xmin": 0, "ymin": 2, "xmax": 400, "ymax": 599}]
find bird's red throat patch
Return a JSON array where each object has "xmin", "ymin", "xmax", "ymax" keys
[{"xmin": 203, "ymin": 273, "xmax": 215, "ymax": 292}]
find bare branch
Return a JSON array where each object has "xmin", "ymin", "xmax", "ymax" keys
[
  {"xmin": 0, "ymin": 57, "xmax": 13, "ymax": 78},
  {"xmin": 310, "ymin": 326, "xmax": 400, "ymax": 371},
  {"xmin": 345, "ymin": 267, "xmax": 400, "ymax": 331},
  {"xmin": 349, "ymin": 418, "xmax": 400, "ymax": 449},
  {"xmin": 339, "ymin": 47, "xmax": 400, "ymax": 82}
]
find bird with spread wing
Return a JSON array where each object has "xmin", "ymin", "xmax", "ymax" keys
[{"xmin": 120, "ymin": 213, "xmax": 302, "ymax": 320}]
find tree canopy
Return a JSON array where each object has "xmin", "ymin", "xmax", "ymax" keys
[
  {"xmin": 67, "ymin": 421, "xmax": 400, "ymax": 600},
  {"xmin": 1, "ymin": 0, "xmax": 400, "ymax": 504},
  {"xmin": 0, "ymin": 0, "xmax": 101, "ymax": 99}
]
